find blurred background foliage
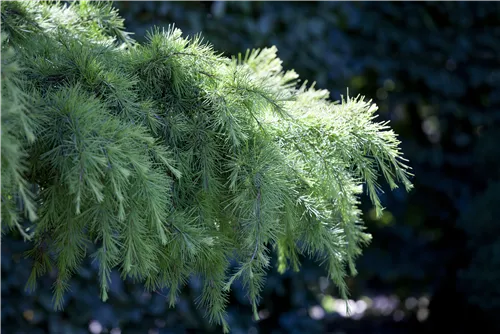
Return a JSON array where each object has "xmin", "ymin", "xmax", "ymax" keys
[{"xmin": 3, "ymin": 1, "xmax": 500, "ymax": 333}]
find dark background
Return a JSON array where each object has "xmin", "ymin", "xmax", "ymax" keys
[{"xmin": 3, "ymin": 1, "xmax": 500, "ymax": 333}]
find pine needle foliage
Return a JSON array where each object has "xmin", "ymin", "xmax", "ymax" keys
[{"xmin": 1, "ymin": 1, "xmax": 413, "ymax": 331}]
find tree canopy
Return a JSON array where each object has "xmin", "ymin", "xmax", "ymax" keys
[{"xmin": 1, "ymin": 1, "xmax": 412, "ymax": 331}]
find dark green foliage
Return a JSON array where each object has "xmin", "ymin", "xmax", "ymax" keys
[
  {"xmin": 458, "ymin": 180, "xmax": 500, "ymax": 311},
  {"xmin": 1, "ymin": 33, "xmax": 38, "ymax": 238},
  {"xmin": 1, "ymin": 1, "xmax": 412, "ymax": 332},
  {"xmin": 457, "ymin": 128, "xmax": 500, "ymax": 321}
]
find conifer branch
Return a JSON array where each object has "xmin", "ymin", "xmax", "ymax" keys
[{"xmin": 1, "ymin": 1, "xmax": 413, "ymax": 331}]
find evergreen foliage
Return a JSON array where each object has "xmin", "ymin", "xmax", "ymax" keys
[{"xmin": 1, "ymin": 1, "xmax": 412, "ymax": 330}]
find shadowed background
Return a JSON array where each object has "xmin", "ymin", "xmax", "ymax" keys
[{"xmin": 3, "ymin": 1, "xmax": 500, "ymax": 333}]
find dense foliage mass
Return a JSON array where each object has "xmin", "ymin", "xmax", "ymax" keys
[
  {"xmin": 1, "ymin": 1, "xmax": 413, "ymax": 332},
  {"xmin": 112, "ymin": 2, "xmax": 500, "ymax": 333}
]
